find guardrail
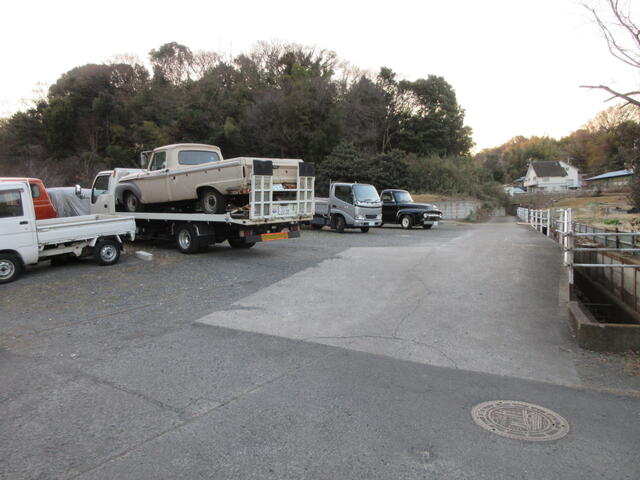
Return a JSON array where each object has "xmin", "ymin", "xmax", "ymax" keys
[{"xmin": 518, "ymin": 207, "xmax": 640, "ymax": 312}]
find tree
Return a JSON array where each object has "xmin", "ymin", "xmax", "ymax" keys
[
  {"xmin": 149, "ymin": 42, "xmax": 194, "ymax": 85},
  {"xmin": 582, "ymin": 0, "xmax": 640, "ymax": 107}
]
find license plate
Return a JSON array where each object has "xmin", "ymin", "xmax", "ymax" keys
[{"xmin": 273, "ymin": 205, "xmax": 296, "ymax": 216}]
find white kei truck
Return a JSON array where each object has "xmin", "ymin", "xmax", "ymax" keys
[
  {"xmin": 88, "ymin": 159, "xmax": 315, "ymax": 253},
  {"xmin": 0, "ymin": 181, "xmax": 136, "ymax": 283}
]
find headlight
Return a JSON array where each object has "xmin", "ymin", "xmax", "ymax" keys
[
  {"xmin": 423, "ymin": 212, "xmax": 429, "ymax": 217},
  {"xmin": 377, "ymin": 214, "xmax": 382, "ymax": 220},
  {"xmin": 356, "ymin": 215, "xmax": 365, "ymax": 220},
  {"xmin": 432, "ymin": 205, "xmax": 438, "ymax": 210}
]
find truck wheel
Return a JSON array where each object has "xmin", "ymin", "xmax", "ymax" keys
[
  {"xmin": 0, "ymin": 253, "xmax": 22, "ymax": 284},
  {"xmin": 400, "ymin": 215, "xmax": 413, "ymax": 229},
  {"xmin": 312, "ymin": 224, "xmax": 323, "ymax": 230},
  {"xmin": 360, "ymin": 227, "xmax": 370, "ymax": 233},
  {"xmin": 423, "ymin": 224, "xmax": 433, "ymax": 230},
  {"xmin": 200, "ymin": 189, "xmax": 227, "ymax": 214},
  {"xmin": 124, "ymin": 191, "xmax": 144, "ymax": 212},
  {"xmin": 334, "ymin": 215, "xmax": 346, "ymax": 233},
  {"xmin": 228, "ymin": 238, "xmax": 256, "ymax": 249},
  {"xmin": 94, "ymin": 239, "xmax": 121, "ymax": 266},
  {"xmin": 176, "ymin": 224, "xmax": 200, "ymax": 254}
]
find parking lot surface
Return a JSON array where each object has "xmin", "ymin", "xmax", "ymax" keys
[{"xmin": 1, "ymin": 219, "xmax": 639, "ymax": 479}]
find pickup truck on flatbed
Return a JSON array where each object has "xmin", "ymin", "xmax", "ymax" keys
[
  {"xmin": 90, "ymin": 161, "xmax": 315, "ymax": 253},
  {"xmin": 116, "ymin": 143, "xmax": 313, "ymax": 215},
  {"xmin": 0, "ymin": 182, "xmax": 135, "ymax": 283}
]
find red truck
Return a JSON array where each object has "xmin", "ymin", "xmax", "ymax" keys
[{"xmin": 0, "ymin": 178, "xmax": 57, "ymax": 220}]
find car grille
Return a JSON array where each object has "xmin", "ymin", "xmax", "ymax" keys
[{"xmin": 365, "ymin": 215, "xmax": 377, "ymax": 219}]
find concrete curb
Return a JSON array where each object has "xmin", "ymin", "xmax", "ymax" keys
[
  {"xmin": 560, "ymin": 264, "xmax": 640, "ymax": 352},
  {"xmin": 568, "ymin": 300, "xmax": 640, "ymax": 352}
]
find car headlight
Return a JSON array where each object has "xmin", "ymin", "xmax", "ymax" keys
[
  {"xmin": 377, "ymin": 214, "xmax": 382, "ymax": 220},
  {"xmin": 356, "ymin": 215, "xmax": 365, "ymax": 220},
  {"xmin": 432, "ymin": 205, "xmax": 438, "ymax": 210}
]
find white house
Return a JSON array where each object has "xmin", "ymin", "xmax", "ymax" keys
[{"xmin": 523, "ymin": 161, "xmax": 580, "ymax": 191}]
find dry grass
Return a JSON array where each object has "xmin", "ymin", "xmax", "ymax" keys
[
  {"xmin": 411, "ymin": 193, "xmax": 470, "ymax": 203},
  {"xmin": 551, "ymin": 194, "xmax": 639, "ymax": 231}
]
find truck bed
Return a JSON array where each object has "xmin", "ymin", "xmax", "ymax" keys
[{"xmin": 36, "ymin": 214, "xmax": 136, "ymax": 245}]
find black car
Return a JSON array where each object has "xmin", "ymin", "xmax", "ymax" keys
[{"xmin": 380, "ymin": 189, "xmax": 443, "ymax": 229}]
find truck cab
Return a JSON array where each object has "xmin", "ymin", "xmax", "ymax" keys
[
  {"xmin": 312, "ymin": 182, "xmax": 382, "ymax": 232},
  {"xmin": 0, "ymin": 177, "xmax": 57, "ymax": 220}
]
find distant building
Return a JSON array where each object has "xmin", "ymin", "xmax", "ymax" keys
[
  {"xmin": 584, "ymin": 169, "xmax": 634, "ymax": 190},
  {"xmin": 523, "ymin": 161, "xmax": 580, "ymax": 192}
]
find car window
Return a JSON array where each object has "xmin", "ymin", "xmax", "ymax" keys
[
  {"xmin": 0, "ymin": 189, "xmax": 24, "ymax": 218},
  {"xmin": 381, "ymin": 192, "xmax": 393, "ymax": 202},
  {"xmin": 178, "ymin": 150, "xmax": 221, "ymax": 165},
  {"xmin": 30, "ymin": 183, "xmax": 41, "ymax": 198},
  {"xmin": 150, "ymin": 151, "xmax": 167, "ymax": 171},
  {"xmin": 92, "ymin": 174, "xmax": 110, "ymax": 204},
  {"xmin": 393, "ymin": 191, "xmax": 413, "ymax": 203},
  {"xmin": 334, "ymin": 185, "xmax": 353, "ymax": 204}
]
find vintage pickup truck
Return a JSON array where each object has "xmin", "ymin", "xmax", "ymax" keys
[
  {"xmin": 116, "ymin": 143, "xmax": 310, "ymax": 214},
  {"xmin": 380, "ymin": 189, "xmax": 443, "ymax": 229}
]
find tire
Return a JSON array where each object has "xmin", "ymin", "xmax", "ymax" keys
[
  {"xmin": 175, "ymin": 224, "xmax": 200, "ymax": 254},
  {"xmin": 334, "ymin": 215, "xmax": 346, "ymax": 233},
  {"xmin": 93, "ymin": 239, "xmax": 121, "ymax": 266},
  {"xmin": 124, "ymin": 191, "xmax": 144, "ymax": 212},
  {"xmin": 0, "ymin": 253, "xmax": 22, "ymax": 284},
  {"xmin": 228, "ymin": 238, "xmax": 256, "ymax": 249},
  {"xmin": 423, "ymin": 224, "xmax": 433, "ymax": 230},
  {"xmin": 360, "ymin": 227, "xmax": 370, "ymax": 233},
  {"xmin": 400, "ymin": 215, "xmax": 413, "ymax": 229},
  {"xmin": 200, "ymin": 188, "xmax": 227, "ymax": 214},
  {"xmin": 311, "ymin": 224, "xmax": 323, "ymax": 231}
]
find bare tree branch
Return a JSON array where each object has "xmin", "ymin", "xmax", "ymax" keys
[{"xmin": 581, "ymin": 84, "xmax": 640, "ymax": 107}]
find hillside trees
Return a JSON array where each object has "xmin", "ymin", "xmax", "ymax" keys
[{"xmin": 0, "ymin": 40, "xmax": 476, "ymax": 193}]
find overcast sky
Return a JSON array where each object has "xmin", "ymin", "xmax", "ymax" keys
[{"xmin": 1, "ymin": 0, "xmax": 637, "ymax": 151}]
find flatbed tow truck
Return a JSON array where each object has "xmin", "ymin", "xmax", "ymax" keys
[{"xmin": 89, "ymin": 161, "xmax": 315, "ymax": 253}]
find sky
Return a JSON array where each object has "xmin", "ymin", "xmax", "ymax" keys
[{"xmin": 1, "ymin": 0, "xmax": 638, "ymax": 151}]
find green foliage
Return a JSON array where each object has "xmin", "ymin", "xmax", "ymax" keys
[
  {"xmin": 0, "ymin": 40, "xmax": 479, "ymax": 192},
  {"xmin": 603, "ymin": 218, "xmax": 622, "ymax": 225},
  {"xmin": 42, "ymin": 98, "xmax": 75, "ymax": 156}
]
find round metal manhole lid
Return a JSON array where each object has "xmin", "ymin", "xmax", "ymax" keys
[{"xmin": 471, "ymin": 400, "xmax": 569, "ymax": 442}]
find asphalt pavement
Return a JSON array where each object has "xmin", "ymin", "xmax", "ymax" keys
[{"xmin": 1, "ymin": 218, "xmax": 639, "ymax": 479}]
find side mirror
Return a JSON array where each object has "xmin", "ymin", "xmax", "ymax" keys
[{"xmin": 74, "ymin": 184, "xmax": 82, "ymax": 197}]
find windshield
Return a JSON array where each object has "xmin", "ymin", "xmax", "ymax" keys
[
  {"xmin": 394, "ymin": 191, "xmax": 413, "ymax": 203},
  {"xmin": 353, "ymin": 184, "xmax": 380, "ymax": 202}
]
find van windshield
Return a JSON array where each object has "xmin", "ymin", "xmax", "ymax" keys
[{"xmin": 353, "ymin": 184, "xmax": 379, "ymax": 202}]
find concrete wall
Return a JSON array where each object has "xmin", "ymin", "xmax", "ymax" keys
[{"xmin": 438, "ymin": 200, "xmax": 481, "ymax": 220}]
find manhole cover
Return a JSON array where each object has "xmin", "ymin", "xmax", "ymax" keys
[{"xmin": 471, "ymin": 400, "xmax": 569, "ymax": 442}]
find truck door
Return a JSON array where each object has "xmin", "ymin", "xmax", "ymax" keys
[
  {"xmin": 0, "ymin": 185, "xmax": 38, "ymax": 264},
  {"xmin": 333, "ymin": 185, "xmax": 355, "ymax": 224},
  {"xmin": 90, "ymin": 173, "xmax": 113, "ymax": 214},
  {"xmin": 142, "ymin": 151, "xmax": 170, "ymax": 203},
  {"xmin": 381, "ymin": 191, "xmax": 396, "ymax": 222}
]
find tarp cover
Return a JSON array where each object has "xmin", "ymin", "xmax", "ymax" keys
[{"xmin": 48, "ymin": 187, "xmax": 91, "ymax": 217}]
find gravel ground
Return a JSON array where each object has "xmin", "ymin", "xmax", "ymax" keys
[{"xmin": 1, "ymin": 219, "xmax": 639, "ymax": 480}]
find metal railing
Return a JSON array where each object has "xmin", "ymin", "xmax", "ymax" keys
[{"xmin": 518, "ymin": 207, "xmax": 640, "ymax": 312}]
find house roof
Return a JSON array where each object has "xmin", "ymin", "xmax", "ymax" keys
[
  {"xmin": 531, "ymin": 161, "xmax": 567, "ymax": 177},
  {"xmin": 585, "ymin": 169, "xmax": 634, "ymax": 181}
]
